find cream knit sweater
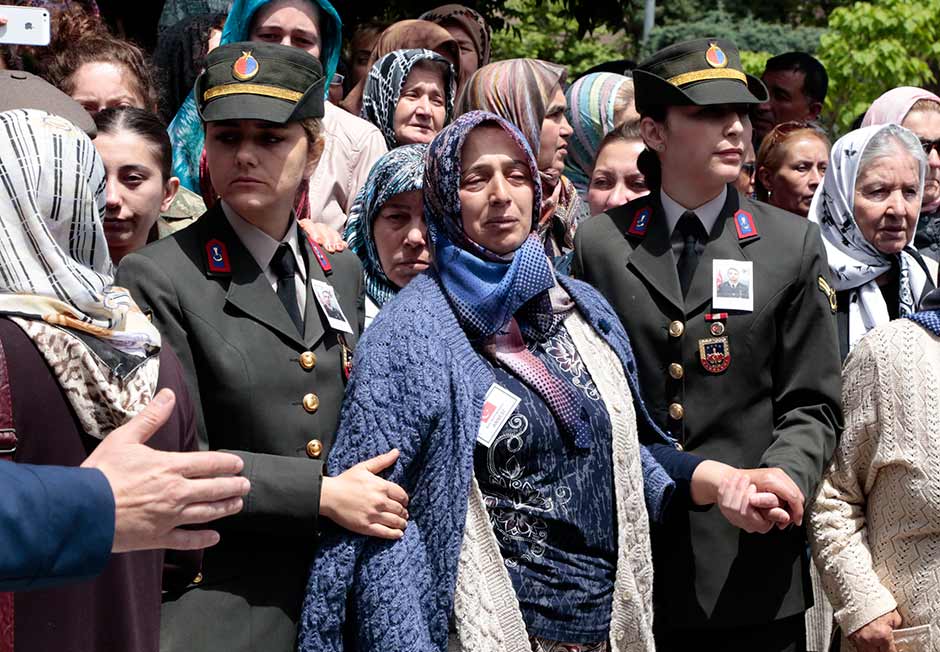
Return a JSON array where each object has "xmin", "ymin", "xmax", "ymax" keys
[
  {"xmin": 809, "ymin": 319, "xmax": 940, "ymax": 652},
  {"xmin": 449, "ymin": 311, "xmax": 656, "ymax": 652}
]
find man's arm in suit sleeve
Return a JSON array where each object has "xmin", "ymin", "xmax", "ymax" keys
[{"xmin": 0, "ymin": 461, "xmax": 114, "ymax": 591}]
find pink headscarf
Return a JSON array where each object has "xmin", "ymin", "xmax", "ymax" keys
[{"xmin": 862, "ymin": 86, "xmax": 940, "ymax": 213}]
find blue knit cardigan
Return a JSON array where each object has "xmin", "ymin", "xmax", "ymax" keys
[{"xmin": 296, "ymin": 271, "xmax": 677, "ymax": 652}]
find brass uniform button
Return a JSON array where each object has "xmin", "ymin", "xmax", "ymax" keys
[
  {"xmin": 669, "ymin": 363, "xmax": 684, "ymax": 380},
  {"xmin": 192, "ymin": 572, "xmax": 203, "ymax": 585},
  {"xmin": 674, "ymin": 442, "xmax": 684, "ymax": 452},
  {"xmin": 669, "ymin": 402, "xmax": 684, "ymax": 420},
  {"xmin": 299, "ymin": 351, "xmax": 317, "ymax": 370},
  {"xmin": 668, "ymin": 320, "xmax": 684, "ymax": 338},
  {"xmin": 306, "ymin": 439, "xmax": 323, "ymax": 458},
  {"xmin": 302, "ymin": 393, "xmax": 320, "ymax": 413}
]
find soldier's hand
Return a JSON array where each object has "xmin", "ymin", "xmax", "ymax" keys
[
  {"xmin": 298, "ymin": 218, "xmax": 347, "ymax": 253},
  {"xmin": 849, "ymin": 609, "xmax": 902, "ymax": 652},
  {"xmin": 320, "ymin": 449, "xmax": 410, "ymax": 540},
  {"xmin": 82, "ymin": 389, "xmax": 250, "ymax": 553},
  {"xmin": 739, "ymin": 467, "xmax": 804, "ymax": 526}
]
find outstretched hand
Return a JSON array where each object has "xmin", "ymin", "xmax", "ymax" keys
[
  {"xmin": 320, "ymin": 449, "xmax": 410, "ymax": 540},
  {"xmin": 82, "ymin": 389, "xmax": 250, "ymax": 553},
  {"xmin": 298, "ymin": 218, "xmax": 347, "ymax": 253}
]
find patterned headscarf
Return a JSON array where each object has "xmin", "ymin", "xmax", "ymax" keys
[
  {"xmin": 564, "ymin": 72, "xmax": 633, "ymax": 198},
  {"xmin": 419, "ymin": 4, "xmax": 491, "ymax": 68},
  {"xmin": 457, "ymin": 59, "xmax": 587, "ymax": 256},
  {"xmin": 862, "ymin": 86, "xmax": 940, "ymax": 214},
  {"xmin": 0, "ymin": 109, "xmax": 162, "ymax": 437},
  {"xmin": 423, "ymin": 111, "xmax": 555, "ymax": 340},
  {"xmin": 361, "ymin": 49, "xmax": 456, "ymax": 149},
  {"xmin": 344, "ymin": 144, "xmax": 427, "ymax": 308},
  {"xmin": 168, "ymin": 0, "xmax": 343, "ymax": 192},
  {"xmin": 340, "ymin": 20, "xmax": 460, "ymax": 118},
  {"xmin": 808, "ymin": 123, "xmax": 931, "ymax": 349}
]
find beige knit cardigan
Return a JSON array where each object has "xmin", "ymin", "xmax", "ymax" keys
[
  {"xmin": 809, "ymin": 319, "xmax": 940, "ymax": 652},
  {"xmin": 447, "ymin": 311, "xmax": 657, "ymax": 652}
]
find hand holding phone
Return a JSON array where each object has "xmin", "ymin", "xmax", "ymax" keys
[{"xmin": 0, "ymin": 6, "xmax": 51, "ymax": 47}]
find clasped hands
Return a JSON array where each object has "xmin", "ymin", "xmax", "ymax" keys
[{"xmin": 692, "ymin": 461, "xmax": 804, "ymax": 534}]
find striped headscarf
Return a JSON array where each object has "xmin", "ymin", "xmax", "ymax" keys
[
  {"xmin": 0, "ymin": 109, "xmax": 162, "ymax": 437},
  {"xmin": 564, "ymin": 72, "xmax": 633, "ymax": 197},
  {"xmin": 344, "ymin": 144, "xmax": 427, "ymax": 308},
  {"xmin": 457, "ymin": 59, "xmax": 587, "ymax": 256},
  {"xmin": 361, "ymin": 49, "xmax": 456, "ymax": 149}
]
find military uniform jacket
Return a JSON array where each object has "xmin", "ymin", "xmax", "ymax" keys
[
  {"xmin": 572, "ymin": 187, "xmax": 842, "ymax": 629},
  {"xmin": 115, "ymin": 204, "xmax": 362, "ymax": 652}
]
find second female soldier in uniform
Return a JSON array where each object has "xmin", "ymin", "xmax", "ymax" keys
[
  {"xmin": 573, "ymin": 39, "xmax": 842, "ymax": 651},
  {"xmin": 117, "ymin": 43, "xmax": 409, "ymax": 652}
]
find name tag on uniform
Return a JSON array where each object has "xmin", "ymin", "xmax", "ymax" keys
[
  {"xmin": 477, "ymin": 383, "xmax": 521, "ymax": 447},
  {"xmin": 311, "ymin": 279, "xmax": 353, "ymax": 333},
  {"xmin": 712, "ymin": 259, "xmax": 754, "ymax": 312}
]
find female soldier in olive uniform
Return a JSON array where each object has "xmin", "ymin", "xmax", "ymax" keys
[
  {"xmin": 117, "ymin": 43, "xmax": 408, "ymax": 652},
  {"xmin": 573, "ymin": 38, "xmax": 842, "ymax": 651}
]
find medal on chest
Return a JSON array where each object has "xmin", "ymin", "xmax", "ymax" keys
[{"xmin": 698, "ymin": 335, "xmax": 731, "ymax": 374}]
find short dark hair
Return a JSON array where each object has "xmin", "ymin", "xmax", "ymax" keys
[
  {"xmin": 764, "ymin": 52, "xmax": 828, "ymax": 104},
  {"xmin": 93, "ymin": 107, "xmax": 172, "ymax": 180}
]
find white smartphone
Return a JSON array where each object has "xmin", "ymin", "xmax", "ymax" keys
[{"xmin": 0, "ymin": 5, "xmax": 51, "ymax": 47}]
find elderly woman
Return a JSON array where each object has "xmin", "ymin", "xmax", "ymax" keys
[
  {"xmin": 344, "ymin": 144, "xmax": 429, "ymax": 326},
  {"xmin": 808, "ymin": 123, "xmax": 938, "ymax": 360},
  {"xmin": 564, "ymin": 72, "xmax": 638, "ymax": 200},
  {"xmin": 863, "ymin": 87, "xmax": 940, "ymax": 262},
  {"xmin": 458, "ymin": 59, "xmax": 588, "ymax": 261},
  {"xmin": 809, "ymin": 289, "xmax": 940, "ymax": 652},
  {"xmin": 419, "ymin": 4, "xmax": 490, "ymax": 92},
  {"xmin": 361, "ymin": 49, "xmax": 456, "ymax": 149},
  {"xmin": 756, "ymin": 121, "xmax": 830, "ymax": 218},
  {"xmin": 340, "ymin": 19, "xmax": 460, "ymax": 117},
  {"xmin": 298, "ymin": 110, "xmax": 792, "ymax": 652},
  {"xmin": 0, "ymin": 109, "xmax": 200, "ymax": 652}
]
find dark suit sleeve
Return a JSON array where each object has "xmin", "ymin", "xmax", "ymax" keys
[
  {"xmin": 760, "ymin": 222, "xmax": 843, "ymax": 506},
  {"xmin": 117, "ymin": 253, "xmax": 324, "ymax": 535},
  {"xmin": 0, "ymin": 462, "xmax": 113, "ymax": 590}
]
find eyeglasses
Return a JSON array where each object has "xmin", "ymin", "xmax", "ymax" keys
[
  {"xmin": 740, "ymin": 162, "xmax": 756, "ymax": 177},
  {"xmin": 920, "ymin": 137, "xmax": 940, "ymax": 156},
  {"xmin": 330, "ymin": 73, "xmax": 345, "ymax": 87},
  {"xmin": 761, "ymin": 120, "xmax": 827, "ymax": 149}
]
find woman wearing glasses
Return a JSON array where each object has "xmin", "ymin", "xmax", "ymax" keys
[{"xmin": 755, "ymin": 121, "xmax": 830, "ymax": 218}]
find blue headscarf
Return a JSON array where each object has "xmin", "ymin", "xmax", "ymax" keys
[
  {"xmin": 362, "ymin": 49, "xmax": 456, "ymax": 150},
  {"xmin": 168, "ymin": 0, "xmax": 343, "ymax": 192},
  {"xmin": 344, "ymin": 144, "xmax": 427, "ymax": 308},
  {"xmin": 423, "ymin": 111, "xmax": 555, "ymax": 340}
]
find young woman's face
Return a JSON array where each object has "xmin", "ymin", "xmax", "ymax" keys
[
  {"xmin": 249, "ymin": 0, "xmax": 321, "ymax": 56},
  {"xmin": 760, "ymin": 135, "xmax": 828, "ymax": 217},
  {"xmin": 537, "ymin": 86, "xmax": 572, "ymax": 175},
  {"xmin": 205, "ymin": 119, "xmax": 317, "ymax": 222},
  {"xmin": 69, "ymin": 62, "xmax": 146, "ymax": 116},
  {"xmin": 441, "ymin": 22, "xmax": 478, "ymax": 88},
  {"xmin": 372, "ymin": 189, "xmax": 430, "ymax": 288},
  {"xmin": 587, "ymin": 138, "xmax": 648, "ymax": 215},
  {"xmin": 459, "ymin": 125, "xmax": 534, "ymax": 255},
  {"xmin": 854, "ymin": 149, "xmax": 922, "ymax": 255},
  {"xmin": 393, "ymin": 64, "xmax": 447, "ymax": 145},
  {"xmin": 901, "ymin": 108, "xmax": 940, "ymax": 208},
  {"xmin": 94, "ymin": 130, "xmax": 178, "ymax": 263},
  {"xmin": 648, "ymin": 103, "xmax": 751, "ymax": 188}
]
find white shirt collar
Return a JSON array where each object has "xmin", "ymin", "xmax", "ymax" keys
[
  {"xmin": 221, "ymin": 201, "xmax": 305, "ymax": 278},
  {"xmin": 660, "ymin": 186, "xmax": 728, "ymax": 237}
]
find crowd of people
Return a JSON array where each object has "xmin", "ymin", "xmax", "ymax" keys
[{"xmin": 0, "ymin": 1, "xmax": 939, "ymax": 652}]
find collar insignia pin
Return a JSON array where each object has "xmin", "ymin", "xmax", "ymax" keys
[
  {"xmin": 306, "ymin": 236, "xmax": 333, "ymax": 275},
  {"xmin": 733, "ymin": 209, "xmax": 759, "ymax": 240},
  {"xmin": 205, "ymin": 239, "xmax": 231, "ymax": 276},
  {"xmin": 627, "ymin": 206, "xmax": 652, "ymax": 237}
]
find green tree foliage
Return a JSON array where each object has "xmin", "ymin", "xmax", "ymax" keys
[
  {"xmin": 641, "ymin": 8, "xmax": 823, "ymax": 59},
  {"xmin": 490, "ymin": 0, "xmax": 629, "ymax": 77},
  {"xmin": 816, "ymin": 0, "xmax": 940, "ymax": 134}
]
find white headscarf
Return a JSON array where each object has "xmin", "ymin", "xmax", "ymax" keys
[
  {"xmin": 0, "ymin": 109, "xmax": 162, "ymax": 437},
  {"xmin": 808, "ymin": 123, "xmax": 931, "ymax": 350}
]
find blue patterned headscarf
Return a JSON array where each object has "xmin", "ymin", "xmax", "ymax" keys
[
  {"xmin": 424, "ymin": 111, "xmax": 554, "ymax": 339},
  {"xmin": 344, "ymin": 144, "xmax": 427, "ymax": 308},
  {"xmin": 362, "ymin": 49, "xmax": 457, "ymax": 150},
  {"xmin": 168, "ymin": 0, "xmax": 343, "ymax": 191}
]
